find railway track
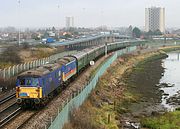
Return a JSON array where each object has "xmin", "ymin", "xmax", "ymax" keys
[
  {"xmin": 0, "ymin": 92, "xmax": 16, "ymax": 105},
  {"xmin": 16, "ymin": 111, "xmax": 37, "ymax": 129},
  {"xmin": 0, "ymin": 103, "xmax": 22, "ymax": 128}
]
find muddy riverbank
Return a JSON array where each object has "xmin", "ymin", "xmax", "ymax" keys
[
  {"xmin": 63, "ymin": 49, "xmax": 170, "ymax": 129},
  {"xmin": 122, "ymin": 52, "xmax": 168, "ymax": 116}
]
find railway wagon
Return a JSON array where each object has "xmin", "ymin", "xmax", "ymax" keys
[
  {"xmin": 72, "ymin": 51, "xmax": 88, "ymax": 73},
  {"xmin": 86, "ymin": 45, "xmax": 107, "ymax": 63},
  {"xmin": 117, "ymin": 42, "xmax": 127, "ymax": 49},
  {"xmin": 93, "ymin": 45, "xmax": 105, "ymax": 59},
  {"xmin": 72, "ymin": 45, "xmax": 106, "ymax": 73},
  {"xmin": 86, "ymin": 48, "xmax": 97, "ymax": 63}
]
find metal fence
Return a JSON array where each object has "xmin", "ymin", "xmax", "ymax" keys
[
  {"xmin": 0, "ymin": 51, "xmax": 77, "ymax": 79},
  {"xmin": 145, "ymin": 41, "xmax": 180, "ymax": 49},
  {"xmin": 47, "ymin": 46, "xmax": 137, "ymax": 129}
]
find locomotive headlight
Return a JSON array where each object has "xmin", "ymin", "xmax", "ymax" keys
[
  {"xmin": 16, "ymin": 87, "xmax": 21, "ymax": 92},
  {"xmin": 36, "ymin": 87, "xmax": 41, "ymax": 98},
  {"xmin": 36, "ymin": 87, "xmax": 40, "ymax": 92}
]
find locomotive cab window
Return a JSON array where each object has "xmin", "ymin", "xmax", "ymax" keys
[
  {"xmin": 31, "ymin": 78, "xmax": 39, "ymax": 86},
  {"xmin": 26, "ymin": 79, "xmax": 32, "ymax": 85},
  {"xmin": 19, "ymin": 78, "xmax": 39, "ymax": 86},
  {"xmin": 19, "ymin": 79, "xmax": 25, "ymax": 85}
]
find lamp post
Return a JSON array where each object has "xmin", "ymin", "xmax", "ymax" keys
[
  {"xmin": 17, "ymin": 0, "xmax": 21, "ymax": 46},
  {"xmin": 57, "ymin": 4, "xmax": 60, "ymax": 41}
]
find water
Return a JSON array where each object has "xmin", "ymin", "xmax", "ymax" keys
[{"xmin": 159, "ymin": 52, "xmax": 180, "ymax": 110}]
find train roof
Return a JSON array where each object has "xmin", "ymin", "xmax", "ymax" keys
[
  {"xmin": 72, "ymin": 51, "xmax": 87, "ymax": 59},
  {"xmin": 18, "ymin": 63, "xmax": 60, "ymax": 78},
  {"xmin": 55, "ymin": 56, "xmax": 76, "ymax": 65},
  {"xmin": 72, "ymin": 45, "xmax": 104, "ymax": 59}
]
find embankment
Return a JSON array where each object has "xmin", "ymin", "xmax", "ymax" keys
[{"xmin": 63, "ymin": 47, "xmax": 171, "ymax": 129}]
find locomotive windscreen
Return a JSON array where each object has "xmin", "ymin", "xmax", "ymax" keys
[{"xmin": 18, "ymin": 77, "xmax": 39, "ymax": 87}]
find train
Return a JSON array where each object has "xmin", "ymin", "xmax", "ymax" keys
[{"xmin": 15, "ymin": 41, "xmax": 142, "ymax": 108}]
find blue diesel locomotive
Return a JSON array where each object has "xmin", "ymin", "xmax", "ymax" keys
[{"xmin": 16, "ymin": 56, "xmax": 77, "ymax": 107}]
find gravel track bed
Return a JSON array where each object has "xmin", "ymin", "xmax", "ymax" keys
[
  {"xmin": 0, "ymin": 103, "xmax": 19, "ymax": 122},
  {"xmin": 0, "ymin": 92, "xmax": 7, "ymax": 98},
  {"xmin": 3, "ymin": 110, "xmax": 36, "ymax": 129},
  {"xmin": 21, "ymin": 53, "xmax": 113, "ymax": 129},
  {"xmin": 0, "ymin": 98, "xmax": 16, "ymax": 112},
  {"xmin": 0, "ymin": 90, "xmax": 15, "ymax": 100}
]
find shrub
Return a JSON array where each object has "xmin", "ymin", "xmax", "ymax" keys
[
  {"xmin": 0, "ymin": 46, "xmax": 21, "ymax": 64},
  {"xmin": 63, "ymin": 108, "xmax": 99, "ymax": 129}
]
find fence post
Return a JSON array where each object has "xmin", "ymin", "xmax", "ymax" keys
[
  {"xmin": 27, "ymin": 62, "xmax": 30, "ymax": 70},
  {"xmin": 3, "ymin": 69, "xmax": 6, "ymax": 79},
  {"xmin": 24, "ymin": 63, "xmax": 26, "ymax": 71},
  {"xmin": 8, "ymin": 67, "xmax": 11, "ymax": 78},
  {"xmin": 0, "ymin": 70, "xmax": 2, "ymax": 78},
  {"xmin": 61, "ymin": 101, "xmax": 64, "ymax": 109},
  {"xmin": 20, "ymin": 64, "xmax": 23, "ymax": 72},
  {"xmin": 51, "ymin": 117, "xmax": 53, "ymax": 124},
  {"xmin": 107, "ymin": 114, "xmax": 111, "ymax": 124},
  {"xmin": 42, "ymin": 59, "xmax": 44, "ymax": 65},
  {"xmin": 33, "ymin": 61, "xmax": 35, "ymax": 68},
  {"xmin": 38, "ymin": 60, "xmax": 40, "ymax": 66},
  {"xmin": 16, "ymin": 65, "xmax": 19, "ymax": 75},
  {"xmin": 12, "ymin": 65, "xmax": 15, "ymax": 76}
]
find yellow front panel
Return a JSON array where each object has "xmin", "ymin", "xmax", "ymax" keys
[{"xmin": 16, "ymin": 87, "xmax": 42, "ymax": 98}]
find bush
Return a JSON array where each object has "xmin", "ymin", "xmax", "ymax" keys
[
  {"xmin": 141, "ymin": 111, "xmax": 180, "ymax": 129},
  {"xmin": 21, "ymin": 42, "xmax": 30, "ymax": 49},
  {"xmin": 0, "ymin": 46, "xmax": 21, "ymax": 64},
  {"xmin": 63, "ymin": 109, "xmax": 99, "ymax": 129}
]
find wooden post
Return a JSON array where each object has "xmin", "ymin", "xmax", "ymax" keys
[
  {"xmin": 108, "ymin": 114, "xmax": 111, "ymax": 124},
  {"xmin": 114, "ymin": 101, "xmax": 116, "ymax": 111}
]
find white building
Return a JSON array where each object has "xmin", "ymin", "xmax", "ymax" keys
[
  {"xmin": 66, "ymin": 17, "xmax": 74, "ymax": 28},
  {"xmin": 145, "ymin": 7, "xmax": 165, "ymax": 33}
]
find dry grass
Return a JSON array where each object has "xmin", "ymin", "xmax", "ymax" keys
[{"xmin": 62, "ymin": 50, "xmax": 164, "ymax": 129}]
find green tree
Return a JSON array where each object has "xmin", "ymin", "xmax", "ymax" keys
[
  {"xmin": 154, "ymin": 29, "xmax": 162, "ymax": 35},
  {"xmin": 132, "ymin": 27, "xmax": 141, "ymax": 38},
  {"xmin": 52, "ymin": 26, "xmax": 56, "ymax": 32},
  {"xmin": 64, "ymin": 34, "xmax": 72, "ymax": 39}
]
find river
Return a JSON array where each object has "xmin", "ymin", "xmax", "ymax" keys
[{"xmin": 159, "ymin": 52, "xmax": 180, "ymax": 110}]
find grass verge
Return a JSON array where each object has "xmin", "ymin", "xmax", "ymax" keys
[{"xmin": 141, "ymin": 110, "xmax": 180, "ymax": 129}]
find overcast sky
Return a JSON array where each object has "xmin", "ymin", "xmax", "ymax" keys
[{"xmin": 0, "ymin": 0, "xmax": 179, "ymax": 28}]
